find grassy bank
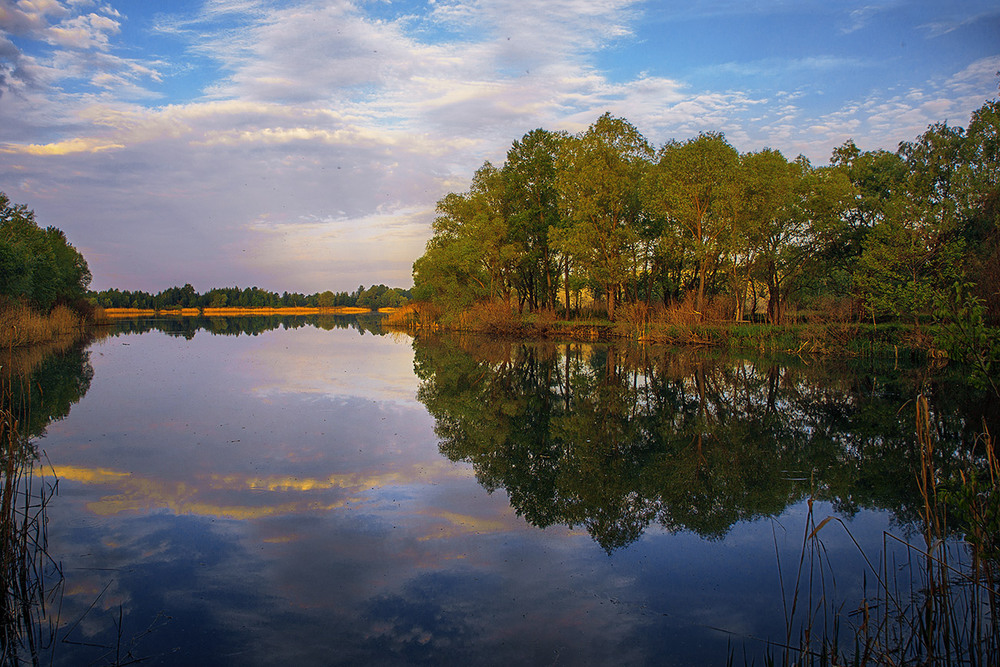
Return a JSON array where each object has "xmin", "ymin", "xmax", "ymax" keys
[
  {"xmin": 0, "ymin": 301, "xmax": 98, "ymax": 349},
  {"xmin": 384, "ymin": 301, "xmax": 943, "ymax": 357}
]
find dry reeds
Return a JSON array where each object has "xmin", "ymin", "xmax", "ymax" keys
[
  {"xmin": 382, "ymin": 302, "xmax": 442, "ymax": 331},
  {"xmin": 0, "ymin": 369, "xmax": 63, "ymax": 663},
  {"xmin": 0, "ymin": 302, "xmax": 82, "ymax": 349},
  {"xmin": 772, "ymin": 394, "xmax": 1000, "ymax": 665}
]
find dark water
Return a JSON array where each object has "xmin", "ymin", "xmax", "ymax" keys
[{"xmin": 7, "ymin": 317, "xmax": 997, "ymax": 665}]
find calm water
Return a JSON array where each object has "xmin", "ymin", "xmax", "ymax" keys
[{"xmin": 8, "ymin": 316, "xmax": 996, "ymax": 665}]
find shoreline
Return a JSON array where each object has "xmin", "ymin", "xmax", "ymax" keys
[
  {"xmin": 25, "ymin": 304, "xmax": 958, "ymax": 360},
  {"xmin": 100, "ymin": 306, "xmax": 395, "ymax": 317}
]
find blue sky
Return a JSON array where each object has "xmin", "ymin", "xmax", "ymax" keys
[{"xmin": 1, "ymin": 0, "xmax": 997, "ymax": 293}]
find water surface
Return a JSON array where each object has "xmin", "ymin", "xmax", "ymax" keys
[{"xmin": 12, "ymin": 317, "xmax": 995, "ymax": 665}]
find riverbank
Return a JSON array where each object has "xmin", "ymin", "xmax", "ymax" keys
[
  {"xmin": 383, "ymin": 302, "xmax": 945, "ymax": 358},
  {"xmin": 100, "ymin": 306, "xmax": 389, "ymax": 317},
  {"xmin": 0, "ymin": 301, "xmax": 97, "ymax": 349}
]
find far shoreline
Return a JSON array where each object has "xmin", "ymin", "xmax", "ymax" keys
[{"xmin": 100, "ymin": 306, "xmax": 398, "ymax": 317}]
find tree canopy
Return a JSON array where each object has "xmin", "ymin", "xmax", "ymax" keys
[
  {"xmin": 0, "ymin": 193, "xmax": 92, "ymax": 311},
  {"xmin": 413, "ymin": 100, "xmax": 1000, "ymax": 324}
]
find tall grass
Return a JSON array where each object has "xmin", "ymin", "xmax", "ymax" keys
[
  {"xmin": 770, "ymin": 394, "xmax": 999, "ymax": 665},
  {"xmin": 0, "ymin": 367, "xmax": 63, "ymax": 664},
  {"xmin": 382, "ymin": 302, "xmax": 443, "ymax": 331},
  {"xmin": 0, "ymin": 301, "xmax": 87, "ymax": 349}
]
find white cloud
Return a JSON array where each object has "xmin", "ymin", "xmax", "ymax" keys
[
  {"xmin": 47, "ymin": 11, "xmax": 121, "ymax": 49},
  {"xmin": 1, "ymin": 0, "xmax": 997, "ymax": 291}
]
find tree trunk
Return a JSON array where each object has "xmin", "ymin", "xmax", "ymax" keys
[{"xmin": 563, "ymin": 258, "xmax": 571, "ymax": 319}]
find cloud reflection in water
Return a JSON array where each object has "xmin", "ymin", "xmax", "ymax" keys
[{"xmin": 38, "ymin": 324, "xmax": 852, "ymax": 665}]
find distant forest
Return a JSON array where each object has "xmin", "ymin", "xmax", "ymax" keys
[
  {"xmin": 412, "ymin": 100, "xmax": 1000, "ymax": 324},
  {"xmin": 91, "ymin": 283, "xmax": 411, "ymax": 310}
]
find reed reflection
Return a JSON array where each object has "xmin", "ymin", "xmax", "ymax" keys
[
  {"xmin": 413, "ymin": 335, "xmax": 997, "ymax": 551},
  {"xmin": 1, "ymin": 341, "xmax": 94, "ymax": 663}
]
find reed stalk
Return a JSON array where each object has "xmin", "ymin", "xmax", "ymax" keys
[
  {"xmin": 0, "ymin": 365, "xmax": 63, "ymax": 665},
  {"xmin": 770, "ymin": 393, "xmax": 999, "ymax": 665}
]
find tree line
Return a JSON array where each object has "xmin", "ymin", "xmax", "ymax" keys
[
  {"xmin": 412, "ymin": 100, "xmax": 1000, "ymax": 324},
  {"xmin": 91, "ymin": 283, "xmax": 411, "ymax": 310},
  {"xmin": 0, "ymin": 192, "xmax": 92, "ymax": 312}
]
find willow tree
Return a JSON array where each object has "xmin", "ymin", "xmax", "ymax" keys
[
  {"xmin": 555, "ymin": 113, "xmax": 652, "ymax": 320},
  {"xmin": 738, "ymin": 149, "xmax": 810, "ymax": 323},
  {"xmin": 642, "ymin": 133, "xmax": 740, "ymax": 315}
]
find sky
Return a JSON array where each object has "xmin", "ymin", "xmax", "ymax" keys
[{"xmin": 1, "ymin": 0, "xmax": 998, "ymax": 294}]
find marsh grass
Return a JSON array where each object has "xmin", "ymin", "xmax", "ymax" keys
[
  {"xmin": 382, "ymin": 302, "xmax": 442, "ymax": 331},
  {"xmin": 768, "ymin": 394, "xmax": 999, "ymax": 666},
  {"xmin": 0, "ymin": 302, "xmax": 84, "ymax": 349},
  {"xmin": 0, "ymin": 366, "xmax": 63, "ymax": 665}
]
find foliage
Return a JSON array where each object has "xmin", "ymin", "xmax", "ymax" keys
[
  {"xmin": 933, "ymin": 281, "xmax": 1000, "ymax": 395},
  {"xmin": 412, "ymin": 100, "xmax": 1000, "ymax": 332},
  {"xmin": 92, "ymin": 283, "xmax": 411, "ymax": 310},
  {"xmin": 0, "ymin": 192, "xmax": 91, "ymax": 312}
]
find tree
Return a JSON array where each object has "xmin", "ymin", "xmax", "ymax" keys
[
  {"xmin": 556, "ymin": 113, "xmax": 652, "ymax": 319},
  {"xmin": 954, "ymin": 100, "xmax": 1000, "ymax": 321},
  {"xmin": 856, "ymin": 122, "xmax": 967, "ymax": 323},
  {"xmin": 502, "ymin": 129, "xmax": 567, "ymax": 311},
  {"xmin": 737, "ymin": 150, "xmax": 813, "ymax": 323},
  {"xmin": 412, "ymin": 164, "xmax": 515, "ymax": 310},
  {"xmin": 0, "ymin": 192, "xmax": 91, "ymax": 311},
  {"xmin": 827, "ymin": 141, "xmax": 907, "ymax": 278},
  {"xmin": 642, "ymin": 133, "xmax": 740, "ymax": 315}
]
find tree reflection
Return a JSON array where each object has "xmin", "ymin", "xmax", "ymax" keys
[
  {"xmin": 2, "ymin": 341, "xmax": 94, "ymax": 441},
  {"xmin": 1, "ymin": 341, "xmax": 94, "ymax": 662},
  {"xmin": 107, "ymin": 313, "xmax": 387, "ymax": 338},
  {"xmin": 414, "ymin": 335, "xmax": 997, "ymax": 552}
]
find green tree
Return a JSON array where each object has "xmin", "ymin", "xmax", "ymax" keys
[
  {"xmin": 0, "ymin": 192, "xmax": 91, "ymax": 311},
  {"xmin": 954, "ymin": 100, "xmax": 1000, "ymax": 321},
  {"xmin": 856, "ymin": 123, "xmax": 967, "ymax": 323},
  {"xmin": 642, "ymin": 133, "xmax": 740, "ymax": 315},
  {"xmin": 556, "ymin": 113, "xmax": 652, "ymax": 319},
  {"xmin": 502, "ymin": 129, "xmax": 567, "ymax": 311}
]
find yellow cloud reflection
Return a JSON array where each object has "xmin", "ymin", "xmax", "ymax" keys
[
  {"xmin": 48, "ymin": 463, "xmax": 465, "ymax": 521},
  {"xmin": 51, "ymin": 465, "xmax": 131, "ymax": 484},
  {"xmin": 211, "ymin": 471, "xmax": 407, "ymax": 493},
  {"xmin": 418, "ymin": 510, "xmax": 510, "ymax": 541}
]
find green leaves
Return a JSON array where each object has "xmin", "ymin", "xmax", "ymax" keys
[
  {"xmin": 0, "ymin": 192, "xmax": 91, "ymax": 311},
  {"xmin": 413, "ymin": 100, "xmax": 1000, "ymax": 328},
  {"xmin": 933, "ymin": 281, "xmax": 1000, "ymax": 396}
]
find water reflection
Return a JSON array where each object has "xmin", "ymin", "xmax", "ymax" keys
[
  {"xmin": 1, "ymin": 340, "xmax": 93, "ymax": 663},
  {"xmin": 107, "ymin": 312, "xmax": 386, "ymax": 339},
  {"xmin": 8, "ymin": 318, "xmax": 996, "ymax": 664},
  {"xmin": 413, "ymin": 335, "xmax": 997, "ymax": 551}
]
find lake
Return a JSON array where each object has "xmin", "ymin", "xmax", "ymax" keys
[{"xmin": 4, "ymin": 315, "xmax": 997, "ymax": 665}]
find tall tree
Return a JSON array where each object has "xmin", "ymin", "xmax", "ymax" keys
[
  {"xmin": 642, "ymin": 132, "xmax": 740, "ymax": 315},
  {"xmin": 0, "ymin": 192, "xmax": 91, "ymax": 311},
  {"xmin": 556, "ymin": 113, "xmax": 652, "ymax": 320},
  {"xmin": 503, "ymin": 129, "xmax": 566, "ymax": 311},
  {"xmin": 738, "ymin": 150, "xmax": 809, "ymax": 324},
  {"xmin": 856, "ymin": 123, "xmax": 967, "ymax": 322},
  {"xmin": 955, "ymin": 100, "xmax": 1000, "ymax": 320},
  {"xmin": 413, "ymin": 162, "xmax": 514, "ymax": 309}
]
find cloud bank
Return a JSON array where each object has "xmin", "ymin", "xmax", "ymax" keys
[{"xmin": 0, "ymin": 0, "xmax": 997, "ymax": 291}]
